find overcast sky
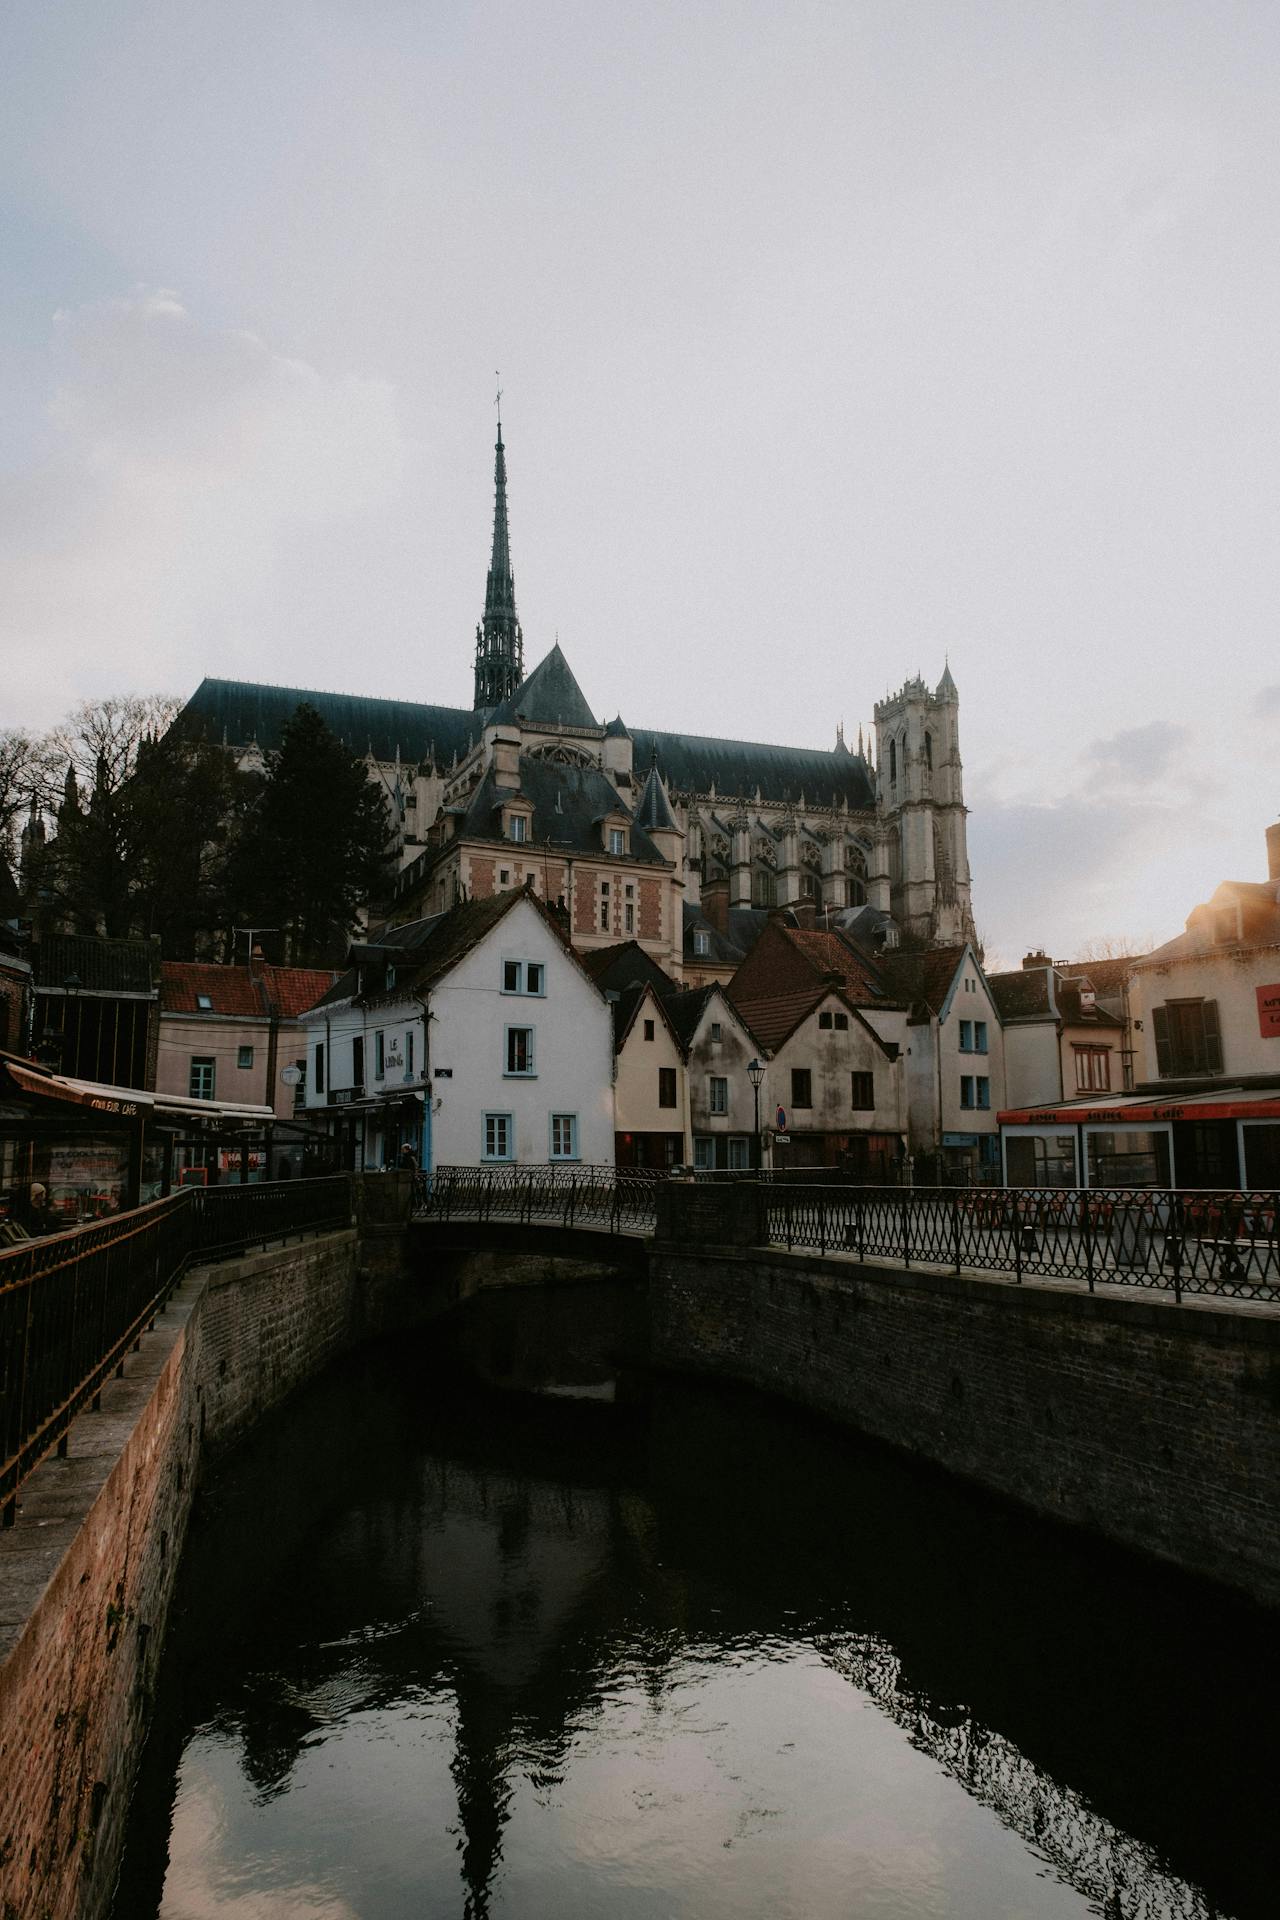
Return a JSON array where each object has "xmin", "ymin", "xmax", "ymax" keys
[{"xmin": 2, "ymin": 1, "xmax": 1277, "ymax": 962}]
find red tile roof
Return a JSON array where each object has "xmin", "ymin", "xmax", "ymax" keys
[
  {"xmin": 161, "ymin": 962, "xmax": 338, "ymax": 1020},
  {"xmin": 727, "ymin": 921, "xmax": 884, "ymax": 1051}
]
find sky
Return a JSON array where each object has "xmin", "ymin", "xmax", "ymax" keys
[{"xmin": 1, "ymin": 0, "xmax": 1277, "ymax": 964}]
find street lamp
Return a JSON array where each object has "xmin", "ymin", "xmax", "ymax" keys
[{"xmin": 747, "ymin": 1057, "xmax": 766, "ymax": 1171}]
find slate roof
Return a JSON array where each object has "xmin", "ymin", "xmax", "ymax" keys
[
  {"xmin": 489, "ymin": 644, "xmax": 597, "ymax": 730},
  {"xmin": 162, "ymin": 962, "xmax": 338, "ymax": 1019},
  {"xmin": 631, "ymin": 726, "xmax": 874, "ymax": 808},
  {"xmin": 457, "ymin": 756, "xmax": 667, "ymax": 862},
  {"xmin": 314, "ymin": 890, "xmax": 575, "ymax": 1011},
  {"xmin": 873, "ymin": 946, "xmax": 967, "ymax": 1017},
  {"xmin": 1057, "ymin": 957, "xmax": 1141, "ymax": 994},
  {"xmin": 635, "ymin": 761, "xmax": 679, "ymax": 834},
  {"xmin": 174, "ymin": 669, "xmax": 877, "ymax": 807},
  {"xmin": 578, "ymin": 942, "xmax": 675, "ymax": 995},
  {"xmin": 989, "ymin": 969, "xmax": 1054, "ymax": 1022},
  {"xmin": 176, "ymin": 679, "xmax": 478, "ymax": 768},
  {"xmin": 35, "ymin": 934, "xmax": 159, "ymax": 997}
]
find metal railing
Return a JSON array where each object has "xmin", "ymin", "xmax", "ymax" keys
[
  {"xmin": 766, "ymin": 1184, "xmax": 1280, "ymax": 1304},
  {"xmin": 420, "ymin": 1164, "xmax": 663, "ymax": 1235},
  {"xmin": 1, "ymin": 1175, "xmax": 353, "ymax": 1525}
]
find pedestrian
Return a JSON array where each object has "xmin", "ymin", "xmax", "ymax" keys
[{"xmin": 15, "ymin": 1181, "xmax": 58, "ymax": 1237}]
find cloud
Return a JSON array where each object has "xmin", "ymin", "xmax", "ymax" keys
[
  {"xmin": 2, "ymin": 290, "xmax": 408, "ymax": 727},
  {"xmin": 1082, "ymin": 719, "xmax": 1187, "ymax": 789}
]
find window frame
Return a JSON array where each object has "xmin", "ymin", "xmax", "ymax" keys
[
  {"xmin": 608, "ymin": 827, "xmax": 626, "ymax": 857},
  {"xmin": 482, "ymin": 1111, "xmax": 514, "ymax": 1161},
  {"xmin": 549, "ymin": 1112, "xmax": 579, "ymax": 1161},
  {"xmin": 851, "ymin": 1071, "xmax": 875, "ymax": 1111},
  {"xmin": 352, "ymin": 1035, "xmax": 365, "ymax": 1089},
  {"xmin": 375, "ymin": 1030, "xmax": 385, "ymax": 1079},
  {"xmin": 236, "ymin": 1044, "xmax": 254, "ymax": 1070},
  {"xmin": 658, "ymin": 1066, "xmax": 678, "ymax": 1109},
  {"xmin": 791, "ymin": 1067, "xmax": 812, "ymax": 1110},
  {"xmin": 504, "ymin": 1025, "xmax": 536, "ymax": 1077},
  {"xmin": 708, "ymin": 1075, "xmax": 728, "ymax": 1115},
  {"xmin": 189, "ymin": 1056, "xmax": 215, "ymax": 1101},
  {"xmin": 1074, "ymin": 1045, "xmax": 1111, "ymax": 1093}
]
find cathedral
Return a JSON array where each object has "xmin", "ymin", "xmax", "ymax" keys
[{"xmin": 178, "ymin": 419, "xmax": 974, "ymax": 980}]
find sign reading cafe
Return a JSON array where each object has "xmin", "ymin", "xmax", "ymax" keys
[{"xmin": 1258, "ymin": 984, "xmax": 1280, "ymax": 1039}]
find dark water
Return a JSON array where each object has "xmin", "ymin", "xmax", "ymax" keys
[{"xmin": 115, "ymin": 1343, "xmax": 1274, "ymax": 1920}]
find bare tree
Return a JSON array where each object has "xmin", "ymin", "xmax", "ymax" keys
[
  {"xmin": 46, "ymin": 693, "xmax": 183, "ymax": 801},
  {"xmin": 0, "ymin": 728, "xmax": 59, "ymax": 866}
]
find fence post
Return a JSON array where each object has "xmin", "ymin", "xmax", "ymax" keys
[
  {"xmin": 951, "ymin": 1191, "xmax": 962, "ymax": 1275},
  {"xmin": 901, "ymin": 1188, "xmax": 911, "ymax": 1268},
  {"xmin": 1082, "ymin": 1194, "xmax": 1095, "ymax": 1293},
  {"xmin": 1170, "ymin": 1190, "xmax": 1183, "ymax": 1305},
  {"xmin": 786, "ymin": 1192, "xmax": 793, "ymax": 1252},
  {"xmin": 818, "ymin": 1194, "xmax": 826, "ymax": 1256},
  {"xmin": 1013, "ymin": 1192, "xmax": 1023, "ymax": 1284}
]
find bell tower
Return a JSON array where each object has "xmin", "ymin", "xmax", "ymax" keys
[{"xmin": 873, "ymin": 664, "xmax": 973, "ymax": 944}]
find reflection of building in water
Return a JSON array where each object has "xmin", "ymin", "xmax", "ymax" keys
[{"xmin": 819, "ymin": 1634, "xmax": 1217, "ymax": 1920}]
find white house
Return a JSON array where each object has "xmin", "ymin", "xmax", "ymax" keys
[{"xmin": 299, "ymin": 889, "xmax": 615, "ymax": 1172}]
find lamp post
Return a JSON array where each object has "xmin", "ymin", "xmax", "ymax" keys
[{"xmin": 747, "ymin": 1057, "xmax": 766, "ymax": 1171}]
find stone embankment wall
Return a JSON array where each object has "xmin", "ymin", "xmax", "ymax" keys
[
  {"xmin": 0, "ymin": 1180, "xmax": 419, "ymax": 1920},
  {"xmin": 651, "ymin": 1185, "xmax": 1280, "ymax": 1609}
]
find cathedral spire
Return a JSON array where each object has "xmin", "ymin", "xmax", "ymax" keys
[{"xmin": 473, "ymin": 380, "xmax": 525, "ymax": 710}]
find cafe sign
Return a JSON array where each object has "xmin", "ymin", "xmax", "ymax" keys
[{"xmin": 1258, "ymin": 984, "xmax": 1280, "ymax": 1039}]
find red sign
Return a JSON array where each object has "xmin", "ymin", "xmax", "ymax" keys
[{"xmin": 1258, "ymin": 983, "xmax": 1280, "ymax": 1038}]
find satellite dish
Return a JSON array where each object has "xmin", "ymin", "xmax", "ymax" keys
[{"xmin": 281, "ymin": 1065, "xmax": 304, "ymax": 1087}]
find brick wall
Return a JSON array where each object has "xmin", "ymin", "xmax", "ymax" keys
[
  {"xmin": 651, "ymin": 1243, "xmax": 1280, "ymax": 1608},
  {"xmin": 0, "ymin": 1228, "xmax": 381, "ymax": 1920}
]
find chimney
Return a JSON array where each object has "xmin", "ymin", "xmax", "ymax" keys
[
  {"xmin": 1267, "ymin": 818, "xmax": 1280, "ymax": 882},
  {"xmin": 1022, "ymin": 949, "xmax": 1052, "ymax": 970},
  {"xmin": 701, "ymin": 876, "xmax": 730, "ymax": 936}
]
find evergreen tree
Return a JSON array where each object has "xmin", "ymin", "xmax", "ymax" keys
[{"xmin": 229, "ymin": 705, "xmax": 392, "ymax": 964}]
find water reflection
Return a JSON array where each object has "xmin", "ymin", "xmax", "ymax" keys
[{"xmin": 115, "ymin": 1346, "xmax": 1274, "ymax": 1920}]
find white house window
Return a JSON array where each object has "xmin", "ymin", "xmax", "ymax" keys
[
  {"xmin": 505, "ymin": 1026, "xmax": 535, "ymax": 1076},
  {"xmin": 694, "ymin": 929, "xmax": 710, "ymax": 957},
  {"xmin": 196, "ymin": 993, "xmax": 213, "ymax": 1011},
  {"xmin": 237, "ymin": 1045, "xmax": 254, "ymax": 1070},
  {"xmin": 709, "ymin": 1076, "xmax": 728, "ymax": 1115},
  {"xmin": 502, "ymin": 960, "xmax": 544, "ymax": 995},
  {"xmin": 189, "ymin": 1057, "xmax": 215, "ymax": 1100},
  {"xmin": 508, "ymin": 814, "xmax": 527, "ymax": 843},
  {"xmin": 483, "ymin": 1112, "xmax": 513, "ymax": 1160},
  {"xmin": 375, "ymin": 1031, "xmax": 385, "ymax": 1078},
  {"xmin": 609, "ymin": 828, "xmax": 626, "ymax": 856},
  {"xmin": 710, "ymin": 1021, "xmax": 722, "ymax": 1042},
  {"xmin": 549, "ymin": 1113, "xmax": 579, "ymax": 1160}
]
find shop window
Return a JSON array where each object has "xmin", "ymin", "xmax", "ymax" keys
[
  {"xmin": 791, "ymin": 1068, "xmax": 812, "ymax": 1109},
  {"xmin": 483, "ymin": 1112, "xmax": 513, "ymax": 1161},
  {"xmin": 237, "ymin": 1045, "xmax": 254, "ymax": 1070},
  {"xmin": 189, "ymin": 1057, "xmax": 215, "ymax": 1100},
  {"xmin": 658, "ymin": 1067, "xmax": 677, "ymax": 1108},
  {"xmin": 505, "ymin": 1027, "xmax": 535, "ymax": 1076},
  {"xmin": 709, "ymin": 1076, "xmax": 728, "ymax": 1115},
  {"xmin": 549, "ymin": 1113, "xmax": 579, "ymax": 1160},
  {"xmin": 851, "ymin": 1072, "xmax": 874, "ymax": 1110}
]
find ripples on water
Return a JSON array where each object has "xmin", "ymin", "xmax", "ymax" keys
[{"xmin": 114, "ymin": 1342, "xmax": 1275, "ymax": 1920}]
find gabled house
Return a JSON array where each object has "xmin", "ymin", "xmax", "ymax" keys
[
  {"xmin": 989, "ymin": 957, "xmax": 1126, "ymax": 1107},
  {"xmin": 608, "ymin": 981, "xmax": 688, "ymax": 1168},
  {"xmin": 872, "ymin": 943, "xmax": 1005, "ymax": 1179},
  {"xmin": 158, "ymin": 958, "xmax": 338, "ymax": 1120},
  {"xmin": 300, "ymin": 887, "xmax": 614, "ymax": 1172},
  {"xmin": 664, "ymin": 983, "xmax": 766, "ymax": 1170}
]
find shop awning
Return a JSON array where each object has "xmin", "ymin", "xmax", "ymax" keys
[
  {"xmin": 1, "ymin": 1057, "xmax": 273, "ymax": 1127},
  {"xmin": 999, "ymin": 1088, "xmax": 1280, "ymax": 1127}
]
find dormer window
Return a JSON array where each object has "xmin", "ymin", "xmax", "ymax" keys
[
  {"xmin": 196, "ymin": 993, "xmax": 213, "ymax": 1011},
  {"xmin": 694, "ymin": 929, "xmax": 710, "ymax": 957},
  {"xmin": 508, "ymin": 813, "xmax": 527, "ymax": 844},
  {"xmin": 606, "ymin": 824, "xmax": 628, "ymax": 856}
]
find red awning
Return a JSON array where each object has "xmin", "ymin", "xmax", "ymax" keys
[
  {"xmin": 1, "ymin": 1059, "xmax": 149, "ymax": 1120},
  {"xmin": 999, "ymin": 1093, "xmax": 1280, "ymax": 1127}
]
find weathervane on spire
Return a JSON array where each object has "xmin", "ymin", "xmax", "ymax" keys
[{"xmin": 495, "ymin": 371, "xmax": 503, "ymax": 437}]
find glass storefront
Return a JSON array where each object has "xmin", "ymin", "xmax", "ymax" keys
[
  {"xmin": 1005, "ymin": 1132, "xmax": 1077, "ymax": 1188},
  {"xmin": 1084, "ymin": 1129, "xmax": 1171, "ymax": 1188}
]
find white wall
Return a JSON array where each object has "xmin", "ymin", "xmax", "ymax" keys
[
  {"xmin": 427, "ymin": 899, "xmax": 615, "ymax": 1168},
  {"xmin": 1129, "ymin": 945, "xmax": 1280, "ymax": 1083},
  {"xmin": 1002, "ymin": 1022, "xmax": 1064, "ymax": 1108},
  {"xmin": 763, "ymin": 993, "xmax": 904, "ymax": 1141},
  {"xmin": 614, "ymin": 989, "xmax": 686, "ymax": 1144}
]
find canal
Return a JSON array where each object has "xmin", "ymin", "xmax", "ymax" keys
[{"xmin": 114, "ymin": 1340, "xmax": 1274, "ymax": 1919}]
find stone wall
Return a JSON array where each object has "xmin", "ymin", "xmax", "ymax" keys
[
  {"xmin": 651, "ymin": 1237, "xmax": 1280, "ymax": 1608},
  {"xmin": 0, "ymin": 1227, "xmax": 381, "ymax": 1920}
]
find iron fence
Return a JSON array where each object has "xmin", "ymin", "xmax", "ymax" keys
[
  {"xmin": 420, "ymin": 1164, "xmax": 663, "ymax": 1235},
  {"xmin": 766, "ymin": 1184, "xmax": 1280, "ymax": 1303},
  {"xmin": 0, "ymin": 1175, "xmax": 353, "ymax": 1525}
]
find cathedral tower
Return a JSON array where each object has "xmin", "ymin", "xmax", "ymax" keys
[
  {"xmin": 472, "ymin": 407, "xmax": 525, "ymax": 711},
  {"xmin": 872, "ymin": 665, "xmax": 973, "ymax": 944}
]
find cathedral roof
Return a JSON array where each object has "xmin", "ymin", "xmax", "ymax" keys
[
  {"xmin": 489, "ymin": 644, "xmax": 597, "ymax": 730},
  {"xmin": 630, "ymin": 726, "xmax": 874, "ymax": 809},
  {"xmin": 176, "ymin": 679, "xmax": 477, "ymax": 768},
  {"xmin": 456, "ymin": 755, "xmax": 667, "ymax": 864}
]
